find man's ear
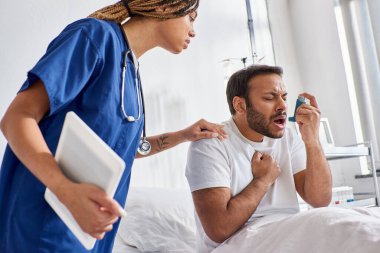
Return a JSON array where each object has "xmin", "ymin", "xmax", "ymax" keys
[{"xmin": 233, "ymin": 96, "xmax": 247, "ymax": 114}]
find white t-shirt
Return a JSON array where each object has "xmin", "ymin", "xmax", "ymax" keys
[{"xmin": 185, "ymin": 118, "xmax": 306, "ymax": 252}]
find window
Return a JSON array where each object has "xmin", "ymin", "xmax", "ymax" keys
[{"xmin": 334, "ymin": 0, "xmax": 380, "ymax": 174}]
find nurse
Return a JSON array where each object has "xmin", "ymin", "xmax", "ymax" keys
[{"xmin": 0, "ymin": 0, "xmax": 226, "ymax": 252}]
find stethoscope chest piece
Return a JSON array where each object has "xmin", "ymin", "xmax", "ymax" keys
[{"xmin": 138, "ymin": 137, "xmax": 151, "ymax": 155}]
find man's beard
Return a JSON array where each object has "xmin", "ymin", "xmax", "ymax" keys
[{"xmin": 246, "ymin": 104, "xmax": 285, "ymax": 139}]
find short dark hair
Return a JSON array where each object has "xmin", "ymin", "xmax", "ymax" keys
[{"xmin": 226, "ymin": 64, "xmax": 283, "ymax": 115}]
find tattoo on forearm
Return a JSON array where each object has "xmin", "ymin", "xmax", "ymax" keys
[{"xmin": 156, "ymin": 135, "xmax": 169, "ymax": 152}]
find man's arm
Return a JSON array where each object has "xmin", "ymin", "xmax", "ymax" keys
[
  {"xmin": 135, "ymin": 119, "xmax": 227, "ymax": 158},
  {"xmin": 294, "ymin": 144, "xmax": 331, "ymax": 207},
  {"xmin": 293, "ymin": 93, "xmax": 332, "ymax": 207},
  {"xmin": 191, "ymin": 152, "xmax": 280, "ymax": 243}
]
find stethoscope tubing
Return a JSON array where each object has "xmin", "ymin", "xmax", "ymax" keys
[
  {"xmin": 121, "ymin": 51, "xmax": 142, "ymax": 122},
  {"xmin": 119, "ymin": 23, "xmax": 151, "ymax": 155}
]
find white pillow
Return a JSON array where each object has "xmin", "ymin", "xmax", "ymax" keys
[{"xmin": 117, "ymin": 187, "xmax": 196, "ymax": 252}]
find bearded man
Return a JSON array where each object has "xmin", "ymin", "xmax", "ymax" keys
[{"xmin": 185, "ymin": 65, "xmax": 333, "ymax": 252}]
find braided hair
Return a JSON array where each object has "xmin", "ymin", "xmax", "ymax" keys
[{"xmin": 89, "ymin": 0, "xmax": 199, "ymax": 23}]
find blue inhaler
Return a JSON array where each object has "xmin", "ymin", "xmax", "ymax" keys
[{"xmin": 288, "ymin": 96, "xmax": 309, "ymax": 122}]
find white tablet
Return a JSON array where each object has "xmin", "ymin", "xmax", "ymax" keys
[{"xmin": 44, "ymin": 111, "xmax": 125, "ymax": 250}]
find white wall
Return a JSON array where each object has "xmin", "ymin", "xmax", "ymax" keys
[
  {"xmin": 368, "ymin": 0, "xmax": 380, "ymax": 67},
  {"xmin": 267, "ymin": 0, "xmax": 364, "ymax": 188},
  {"xmin": 0, "ymin": 0, "xmax": 109, "ymax": 161}
]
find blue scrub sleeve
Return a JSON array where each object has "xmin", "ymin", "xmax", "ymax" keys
[{"xmin": 19, "ymin": 27, "xmax": 102, "ymax": 116}]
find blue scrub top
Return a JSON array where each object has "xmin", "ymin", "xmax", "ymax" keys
[{"xmin": 0, "ymin": 18, "xmax": 144, "ymax": 253}]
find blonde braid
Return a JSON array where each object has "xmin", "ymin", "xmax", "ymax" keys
[{"xmin": 88, "ymin": 0, "xmax": 199, "ymax": 23}]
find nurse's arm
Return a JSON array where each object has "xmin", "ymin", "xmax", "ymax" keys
[
  {"xmin": 0, "ymin": 80, "xmax": 65, "ymax": 192},
  {"xmin": 0, "ymin": 80, "xmax": 124, "ymax": 239},
  {"xmin": 135, "ymin": 119, "xmax": 227, "ymax": 158}
]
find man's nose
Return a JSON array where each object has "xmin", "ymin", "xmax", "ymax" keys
[
  {"xmin": 276, "ymin": 98, "xmax": 287, "ymax": 111},
  {"xmin": 189, "ymin": 29, "xmax": 196, "ymax": 38}
]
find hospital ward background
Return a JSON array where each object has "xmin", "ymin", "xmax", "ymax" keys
[{"xmin": 1, "ymin": 0, "xmax": 380, "ymax": 252}]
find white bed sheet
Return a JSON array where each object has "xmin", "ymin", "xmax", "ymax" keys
[
  {"xmin": 112, "ymin": 244, "xmax": 142, "ymax": 253},
  {"xmin": 113, "ymin": 187, "xmax": 195, "ymax": 253},
  {"xmin": 113, "ymin": 186, "xmax": 380, "ymax": 253},
  {"xmin": 112, "ymin": 234, "xmax": 145, "ymax": 253},
  {"xmin": 212, "ymin": 207, "xmax": 380, "ymax": 253}
]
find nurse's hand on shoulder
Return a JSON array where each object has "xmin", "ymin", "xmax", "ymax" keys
[
  {"xmin": 56, "ymin": 181, "xmax": 125, "ymax": 239},
  {"xmin": 180, "ymin": 119, "xmax": 227, "ymax": 142}
]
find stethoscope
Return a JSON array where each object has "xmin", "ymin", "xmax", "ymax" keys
[{"xmin": 120, "ymin": 33, "xmax": 151, "ymax": 155}]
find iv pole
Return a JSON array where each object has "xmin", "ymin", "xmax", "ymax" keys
[
  {"xmin": 222, "ymin": 0, "xmax": 259, "ymax": 69},
  {"xmin": 245, "ymin": 0, "xmax": 257, "ymax": 65}
]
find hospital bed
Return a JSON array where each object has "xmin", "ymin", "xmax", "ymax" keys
[
  {"xmin": 112, "ymin": 128, "xmax": 380, "ymax": 253},
  {"xmin": 112, "ymin": 186, "xmax": 380, "ymax": 253},
  {"xmin": 112, "ymin": 187, "xmax": 196, "ymax": 253}
]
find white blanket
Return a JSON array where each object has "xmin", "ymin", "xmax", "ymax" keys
[{"xmin": 212, "ymin": 207, "xmax": 380, "ymax": 253}]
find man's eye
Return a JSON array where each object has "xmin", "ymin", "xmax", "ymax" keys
[{"xmin": 189, "ymin": 12, "xmax": 197, "ymax": 22}]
